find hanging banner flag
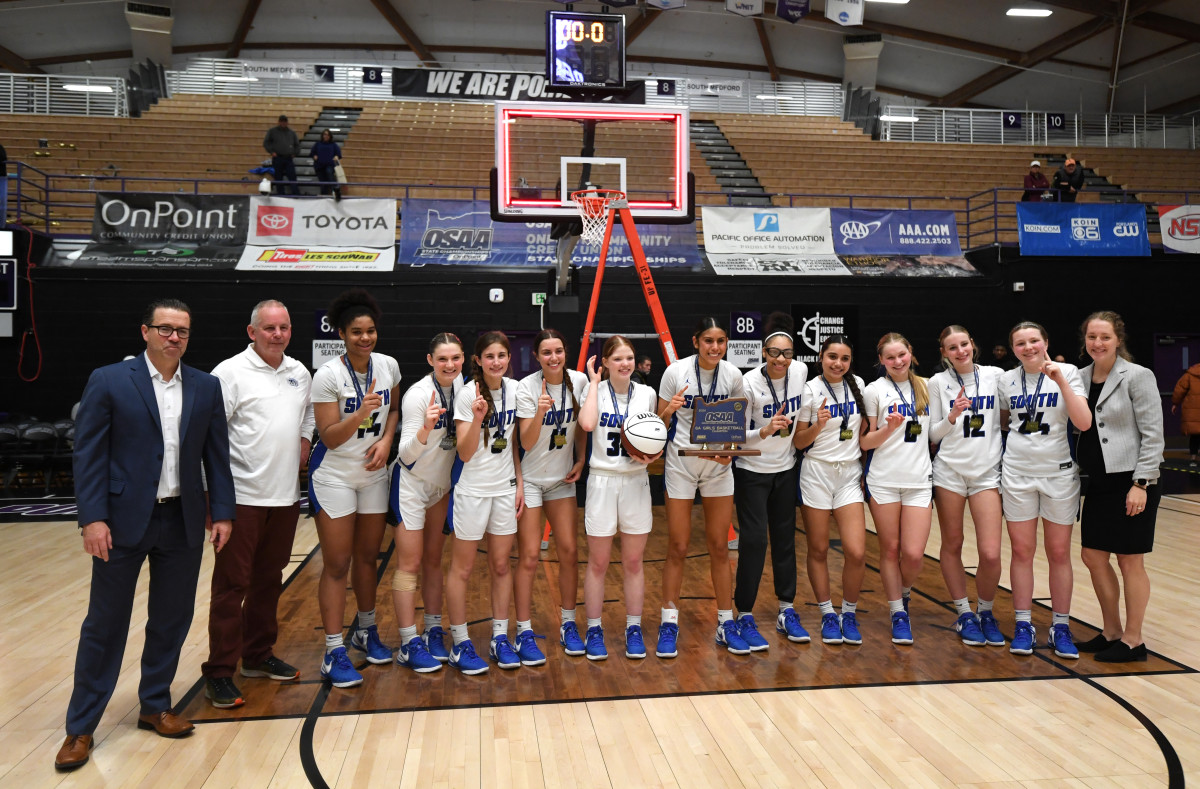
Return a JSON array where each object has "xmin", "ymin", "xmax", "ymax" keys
[
  {"xmin": 702, "ymin": 206, "xmax": 849, "ymax": 275},
  {"xmin": 825, "ymin": 0, "xmax": 864, "ymax": 26},
  {"xmin": 776, "ymin": 0, "xmax": 811, "ymax": 23},
  {"xmin": 1158, "ymin": 205, "xmax": 1200, "ymax": 254},
  {"xmin": 1016, "ymin": 203, "xmax": 1150, "ymax": 256},
  {"xmin": 399, "ymin": 198, "xmax": 701, "ymax": 268},
  {"xmin": 726, "ymin": 0, "xmax": 764, "ymax": 16},
  {"xmin": 830, "ymin": 209, "xmax": 963, "ymax": 256},
  {"xmin": 646, "ymin": 0, "xmax": 686, "ymax": 9}
]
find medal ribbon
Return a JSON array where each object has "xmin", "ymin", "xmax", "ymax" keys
[
  {"xmin": 820, "ymin": 375, "xmax": 851, "ymax": 433},
  {"xmin": 953, "ymin": 365, "xmax": 980, "ymax": 414},
  {"xmin": 548, "ymin": 373, "xmax": 569, "ymax": 431},
  {"xmin": 342, "ymin": 354, "xmax": 374, "ymax": 412},
  {"xmin": 491, "ymin": 379, "xmax": 508, "ymax": 439},
  {"xmin": 892, "ymin": 379, "xmax": 918, "ymax": 423},
  {"xmin": 430, "ymin": 373, "xmax": 455, "ymax": 437},
  {"xmin": 608, "ymin": 381, "xmax": 633, "ymax": 427},
  {"xmin": 1020, "ymin": 371, "xmax": 1045, "ymax": 423},
  {"xmin": 763, "ymin": 364, "xmax": 791, "ymax": 419},
  {"xmin": 694, "ymin": 356, "xmax": 719, "ymax": 403}
]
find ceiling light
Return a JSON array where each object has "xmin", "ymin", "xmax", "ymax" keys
[
  {"xmin": 1007, "ymin": 8, "xmax": 1053, "ymax": 16},
  {"xmin": 880, "ymin": 114, "xmax": 920, "ymax": 122},
  {"xmin": 213, "ymin": 76, "xmax": 258, "ymax": 82},
  {"xmin": 61, "ymin": 84, "xmax": 113, "ymax": 93}
]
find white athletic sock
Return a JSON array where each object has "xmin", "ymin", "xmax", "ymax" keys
[
  {"xmin": 423, "ymin": 613, "xmax": 441, "ymax": 631},
  {"xmin": 716, "ymin": 609, "xmax": 734, "ymax": 624},
  {"xmin": 357, "ymin": 609, "xmax": 376, "ymax": 630},
  {"xmin": 516, "ymin": 619, "xmax": 532, "ymax": 635},
  {"xmin": 626, "ymin": 615, "xmax": 642, "ymax": 629},
  {"xmin": 325, "ymin": 633, "xmax": 344, "ymax": 653},
  {"xmin": 841, "ymin": 600, "xmax": 857, "ymax": 616},
  {"xmin": 953, "ymin": 597, "xmax": 972, "ymax": 616},
  {"xmin": 492, "ymin": 618, "xmax": 509, "ymax": 639},
  {"xmin": 661, "ymin": 606, "xmax": 679, "ymax": 625},
  {"xmin": 1015, "ymin": 609, "xmax": 1033, "ymax": 623},
  {"xmin": 779, "ymin": 600, "xmax": 793, "ymax": 613},
  {"xmin": 977, "ymin": 599, "xmax": 994, "ymax": 614},
  {"xmin": 1052, "ymin": 611, "xmax": 1070, "ymax": 627},
  {"xmin": 818, "ymin": 600, "xmax": 835, "ymax": 616},
  {"xmin": 889, "ymin": 599, "xmax": 906, "ymax": 615},
  {"xmin": 587, "ymin": 617, "xmax": 603, "ymax": 629},
  {"xmin": 450, "ymin": 623, "xmax": 469, "ymax": 645},
  {"xmin": 400, "ymin": 625, "xmax": 418, "ymax": 643},
  {"xmin": 901, "ymin": 587, "xmax": 912, "ymax": 601},
  {"xmin": 561, "ymin": 608, "xmax": 576, "ymax": 623}
]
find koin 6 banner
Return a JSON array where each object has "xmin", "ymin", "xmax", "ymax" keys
[{"xmin": 249, "ymin": 197, "xmax": 396, "ymax": 247}]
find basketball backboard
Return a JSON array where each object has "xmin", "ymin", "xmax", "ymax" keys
[{"xmin": 491, "ymin": 101, "xmax": 693, "ymax": 224}]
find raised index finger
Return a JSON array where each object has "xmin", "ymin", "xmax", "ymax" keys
[
  {"xmin": 957, "ymin": 386, "xmax": 966, "ymax": 398},
  {"xmin": 430, "ymin": 390, "xmax": 438, "ymax": 406},
  {"xmin": 676, "ymin": 385, "xmax": 688, "ymax": 397},
  {"xmin": 820, "ymin": 397, "xmax": 828, "ymax": 409},
  {"xmin": 369, "ymin": 378, "xmax": 377, "ymax": 393}
]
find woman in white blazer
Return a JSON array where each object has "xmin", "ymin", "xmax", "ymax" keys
[{"xmin": 1076, "ymin": 311, "xmax": 1165, "ymax": 663}]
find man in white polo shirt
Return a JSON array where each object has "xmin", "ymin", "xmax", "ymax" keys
[{"xmin": 201, "ymin": 299, "xmax": 315, "ymax": 708}]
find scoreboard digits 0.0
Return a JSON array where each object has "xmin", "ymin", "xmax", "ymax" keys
[{"xmin": 545, "ymin": 10, "xmax": 626, "ymax": 90}]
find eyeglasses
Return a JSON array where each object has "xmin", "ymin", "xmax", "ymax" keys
[
  {"xmin": 764, "ymin": 348, "xmax": 794, "ymax": 359},
  {"xmin": 147, "ymin": 324, "xmax": 190, "ymax": 339}
]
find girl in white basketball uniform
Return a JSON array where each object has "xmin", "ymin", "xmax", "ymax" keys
[
  {"xmin": 309, "ymin": 289, "xmax": 401, "ymax": 688},
  {"xmin": 793, "ymin": 335, "xmax": 868, "ymax": 646},
  {"xmin": 445, "ymin": 331, "xmax": 524, "ymax": 675},
  {"xmin": 733, "ymin": 313, "xmax": 808, "ymax": 649},
  {"xmin": 1000, "ymin": 321, "xmax": 1091, "ymax": 659},
  {"xmin": 388, "ymin": 332, "xmax": 465, "ymax": 674},
  {"xmin": 928, "ymin": 325, "xmax": 1006, "ymax": 649},
  {"xmin": 578, "ymin": 336, "xmax": 663, "ymax": 660},
  {"xmin": 514, "ymin": 329, "xmax": 589, "ymax": 663},
  {"xmin": 657, "ymin": 318, "xmax": 746, "ymax": 657},
  {"xmin": 860, "ymin": 333, "xmax": 933, "ymax": 646}
]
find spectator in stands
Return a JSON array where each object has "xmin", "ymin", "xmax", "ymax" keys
[
  {"xmin": 991, "ymin": 344, "xmax": 1016, "ymax": 369},
  {"xmin": 1022, "ymin": 160, "xmax": 1051, "ymax": 202},
  {"xmin": 1052, "ymin": 158, "xmax": 1086, "ymax": 203},
  {"xmin": 311, "ymin": 129, "xmax": 343, "ymax": 200},
  {"xmin": 1172, "ymin": 363, "xmax": 1200, "ymax": 467},
  {"xmin": 263, "ymin": 115, "xmax": 300, "ymax": 196},
  {"xmin": 633, "ymin": 354, "xmax": 653, "ymax": 387}
]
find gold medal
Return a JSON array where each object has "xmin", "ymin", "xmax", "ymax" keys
[
  {"xmin": 968, "ymin": 414, "xmax": 984, "ymax": 430},
  {"xmin": 779, "ymin": 426, "xmax": 790, "ymax": 438},
  {"xmin": 359, "ymin": 415, "xmax": 374, "ymax": 431},
  {"xmin": 440, "ymin": 434, "xmax": 456, "ymax": 450},
  {"xmin": 839, "ymin": 427, "xmax": 854, "ymax": 441},
  {"xmin": 553, "ymin": 431, "xmax": 567, "ymax": 448},
  {"xmin": 491, "ymin": 436, "xmax": 508, "ymax": 453},
  {"xmin": 905, "ymin": 421, "xmax": 922, "ymax": 437},
  {"xmin": 1022, "ymin": 419, "xmax": 1039, "ymax": 434}
]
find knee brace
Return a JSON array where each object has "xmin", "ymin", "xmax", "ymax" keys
[{"xmin": 392, "ymin": 569, "xmax": 418, "ymax": 592}]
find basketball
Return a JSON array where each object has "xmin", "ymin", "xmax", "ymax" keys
[{"xmin": 621, "ymin": 412, "xmax": 667, "ymax": 460}]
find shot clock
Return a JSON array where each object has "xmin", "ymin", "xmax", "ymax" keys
[{"xmin": 545, "ymin": 11, "xmax": 626, "ymax": 89}]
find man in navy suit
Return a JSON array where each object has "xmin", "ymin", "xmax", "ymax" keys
[{"xmin": 56, "ymin": 298, "xmax": 236, "ymax": 771}]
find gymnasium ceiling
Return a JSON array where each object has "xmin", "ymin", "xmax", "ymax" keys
[{"xmin": 1, "ymin": 0, "xmax": 1199, "ymax": 115}]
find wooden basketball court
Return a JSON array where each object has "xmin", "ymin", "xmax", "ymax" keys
[{"xmin": 2, "ymin": 489, "xmax": 1198, "ymax": 787}]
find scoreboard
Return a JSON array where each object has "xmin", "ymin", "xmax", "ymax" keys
[{"xmin": 545, "ymin": 11, "xmax": 626, "ymax": 90}]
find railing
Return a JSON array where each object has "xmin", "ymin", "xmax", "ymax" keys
[
  {"xmin": 10, "ymin": 162, "xmax": 1194, "ymax": 253},
  {"xmin": 881, "ymin": 105, "xmax": 1197, "ymax": 150},
  {"xmin": 166, "ymin": 57, "xmax": 844, "ymax": 117},
  {"xmin": 0, "ymin": 74, "xmax": 127, "ymax": 117}
]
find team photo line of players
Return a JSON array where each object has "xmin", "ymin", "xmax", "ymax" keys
[{"xmin": 290, "ymin": 290, "xmax": 1164, "ymax": 693}]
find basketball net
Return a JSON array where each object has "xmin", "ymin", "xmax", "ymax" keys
[{"xmin": 570, "ymin": 188, "xmax": 626, "ymax": 245}]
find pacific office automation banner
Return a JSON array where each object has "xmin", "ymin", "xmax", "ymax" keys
[
  {"xmin": 74, "ymin": 193, "xmax": 248, "ymax": 268},
  {"xmin": 398, "ymin": 198, "xmax": 701, "ymax": 267},
  {"xmin": 1158, "ymin": 205, "xmax": 1200, "ymax": 254},
  {"xmin": 702, "ymin": 206, "xmax": 850, "ymax": 275},
  {"xmin": 239, "ymin": 196, "xmax": 397, "ymax": 271},
  {"xmin": 1017, "ymin": 203, "xmax": 1150, "ymax": 257},
  {"xmin": 830, "ymin": 208, "xmax": 979, "ymax": 277}
]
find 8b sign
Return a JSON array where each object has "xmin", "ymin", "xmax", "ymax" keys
[{"xmin": 727, "ymin": 310, "xmax": 762, "ymax": 369}]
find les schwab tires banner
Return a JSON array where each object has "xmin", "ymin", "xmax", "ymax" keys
[
  {"xmin": 238, "ymin": 196, "xmax": 397, "ymax": 271},
  {"xmin": 1158, "ymin": 205, "xmax": 1200, "ymax": 254}
]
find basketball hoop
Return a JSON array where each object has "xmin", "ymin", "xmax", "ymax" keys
[{"xmin": 570, "ymin": 188, "xmax": 625, "ymax": 245}]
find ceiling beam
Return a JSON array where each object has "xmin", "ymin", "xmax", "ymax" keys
[
  {"xmin": 1121, "ymin": 39, "xmax": 1189, "ymax": 69},
  {"xmin": 1105, "ymin": 0, "xmax": 1130, "ymax": 111},
  {"xmin": 1150, "ymin": 92, "xmax": 1200, "ymax": 116},
  {"xmin": 753, "ymin": 18, "xmax": 779, "ymax": 82},
  {"xmin": 1130, "ymin": 11, "xmax": 1200, "ymax": 43},
  {"xmin": 1048, "ymin": 57, "xmax": 1108, "ymax": 72},
  {"xmin": 626, "ymin": 9, "xmax": 662, "ymax": 47},
  {"xmin": 933, "ymin": 16, "xmax": 1112, "ymax": 107},
  {"xmin": 368, "ymin": 0, "xmax": 439, "ymax": 67},
  {"xmin": 225, "ymin": 0, "xmax": 262, "ymax": 59},
  {"xmin": 0, "ymin": 41, "xmax": 44, "ymax": 74},
  {"xmin": 1031, "ymin": 0, "xmax": 1120, "ymax": 18}
]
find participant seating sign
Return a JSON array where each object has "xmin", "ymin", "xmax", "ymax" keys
[
  {"xmin": 399, "ymin": 198, "xmax": 701, "ymax": 267},
  {"xmin": 1016, "ymin": 203, "xmax": 1149, "ymax": 256}
]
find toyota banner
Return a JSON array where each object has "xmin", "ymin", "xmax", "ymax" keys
[
  {"xmin": 1016, "ymin": 203, "xmax": 1150, "ymax": 256},
  {"xmin": 238, "ymin": 196, "xmax": 398, "ymax": 271}
]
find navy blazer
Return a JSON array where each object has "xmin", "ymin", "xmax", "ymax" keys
[{"xmin": 73, "ymin": 355, "xmax": 237, "ymax": 548}]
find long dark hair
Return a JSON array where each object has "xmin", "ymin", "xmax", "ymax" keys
[
  {"xmin": 471, "ymin": 331, "xmax": 510, "ymax": 428},
  {"xmin": 820, "ymin": 334, "xmax": 865, "ymax": 417},
  {"xmin": 534, "ymin": 327, "xmax": 579, "ymax": 414},
  {"xmin": 693, "ymin": 316, "xmax": 727, "ymax": 340}
]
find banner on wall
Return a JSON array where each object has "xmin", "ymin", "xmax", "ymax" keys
[
  {"xmin": 1158, "ymin": 205, "xmax": 1200, "ymax": 254},
  {"xmin": 399, "ymin": 198, "xmax": 701, "ymax": 267},
  {"xmin": 682, "ymin": 79, "xmax": 745, "ymax": 98},
  {"xmin": 248, "ymin": 196, "xmax": 395, "ymax": 247},
  {"xmin": 790, "ymin": 305, "xmax": 860, "ymax": 366},
  {"xmin": 726, "ymin": 0, "xmax": 764, "ymax": 16},
  {"xmin": 241, "ymin": 61, "xmax": 312, "ymax": 80},
  {"xmin": 776, "ymin": 0, "xmax": 811, "ymax": 22},
  {"xmin": 1016, "ymin": 203, "xmax": 1150, "ymax": 256},
  {"xmin": 390, "ymin": 68, "xmax": 647, "ymax": 103},
  {"xmin": 825, "ymin": 0, "xmax": 864, "ymax": 26},
  {"xmin": 704, "ymin": 206, "xmax": 849, "ymax": 275},
  {"xmin": 75, "ymin": 193, "xmax": 247, "ymax": 268},
  {"xmin": 830, "ymin": 207, "xmax": 978, "ymax": 276}
]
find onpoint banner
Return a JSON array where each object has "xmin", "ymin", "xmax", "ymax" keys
[
  {"xmin": 249, "ymin": 196, "xmax": 396, "ymax": 247},
  {"xmin": 76, "ymin": 193, "xmax": 247, "ymax": 268}
]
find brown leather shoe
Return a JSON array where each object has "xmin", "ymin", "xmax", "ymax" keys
[
  {"xmin": 54, "ymin": 734, "xmax": 93, "ymax": 770},
  {"xmin": 136, "ymin": 710, "xmax": 195, "ymax": 738}
]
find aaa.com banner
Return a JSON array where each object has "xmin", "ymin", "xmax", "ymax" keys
[
  {"xmin": 829, "ymin": 209, "xmax": 963, "ymax": 256},
  {"xmin": 1158, "ymin": 205, "xmax": 1200, "ymax": 254},
  {"xmin": 398, "ymin": 198, "xmax": 701, "ymax": 267},
  {"xmin": 1017, "ymin": 203, "xmax": 1149, "ymax": 256},
  {"xmin": 248, "ymin": 197, "xmax": 396, "ymax": 247}
]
